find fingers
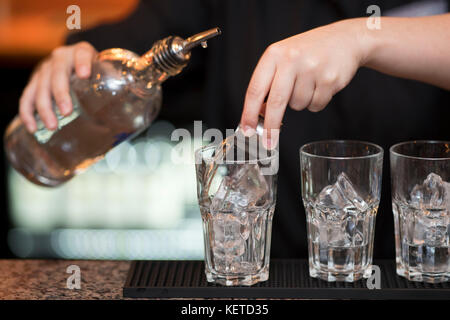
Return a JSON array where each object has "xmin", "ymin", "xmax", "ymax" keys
[
  {"xmin": 19, "ymin": 72, "xmax": 39, "ymax": 133},
  {"xmin": 288, "ymin": 76, "xmax": 315, "ymax": 111},
  {"xmin": 74, "ymin": 42, "xmax": 96, "ymax": 78},
  {"xmin": 263, "ymin": 66, "xmax": 296, "ymax": 149},
  {"xmin": 307, "ymin": 84, "xmax": 333, "ymax": 113},
  {"xmin": 259, "ymin": 102, "xmax": 267, "ymax": 116},
  {"xmin": 307, "ymin": 71, "xmax": 339, "ymax": 112},
  {"xmin": 51, "ymin": 48, "xmax": 73, "ymax": 116},
  {"xmin": 35, "ymin": 61, "xmax": 58, "ymax": 130},
  {"xmin": 18, "ymin": 42, "xmax": 97, "ymax": 132},
  {"xmin": 241, "ymin": 51, "xmax": 276, "ymax": 134}
]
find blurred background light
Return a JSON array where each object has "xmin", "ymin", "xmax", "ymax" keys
[{"xmin": 7, "ymin": 120, "xmax": 205, "ymax": 260}]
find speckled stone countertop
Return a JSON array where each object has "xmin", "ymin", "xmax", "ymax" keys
[{"xmin": 0, "ymin": 259, "xmax": 130, "ymax": 300}]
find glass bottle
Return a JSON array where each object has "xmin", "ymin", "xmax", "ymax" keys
[{"xmin": 4, "ymin": 28, "xmax": 221, "ymax": 187}]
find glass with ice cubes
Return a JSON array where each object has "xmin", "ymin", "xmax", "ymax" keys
[
  {"xmin": 195, "ymin": 133, "xmax": 278, "ymax": 286},
  {"xmin": 300, "ymin": 140, "xmax": 383, "ymax": 282},
  {"xmin": 390, "ymin": 141, "xmax": 450, "ymax": 283}
]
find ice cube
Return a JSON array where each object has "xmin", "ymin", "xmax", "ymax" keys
[
  {"xmin": 212, "ymin": 213, "xmax": 246, "ymax": 272},
  {"xmin": 212, "ymin": 213, "xmax": 241, "ymax": 243},
  {"xmin": 328, "ymin": 221, "xmax": 351, "ymax": 246},
  {"xmin": 315, "ymin": 173, "xmax": 368, "ymax": 247},
  {"xmin": 212, "ymin": 248, "xmax": 242, "ymax": 273},
  {"xmin": 211, "ymin": 163, "xmax": 269, "ymax": 212},
  {"xmin": 413, "ymin": 215, "xmax": 432, "ymax": 245},
  {"xmin": 316, "ymin": 172, "xmax": 368, "ymax": 213},
  {"xmin": 239, "ymin": 211, "xmax": 250, "ymax": 241},
  {"xmin": 354, "ymin": 232, "xmax": 364, "ymax": 245},
  {"xmin": 410, "ymin": 173, "xmax": 449, "ymax": 209},
  {"xmin": 335, "ymin": 173, "xmax": 369, "ymax": 211}
]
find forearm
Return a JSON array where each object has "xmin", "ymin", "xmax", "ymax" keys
[{"xmin": 354, "ymin": 14, "xmax": 450, "ymax": 90}]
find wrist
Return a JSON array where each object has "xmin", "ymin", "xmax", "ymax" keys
[{"xmin": 340, "ymin": 18, "xmax": 380, "ymax": 68}]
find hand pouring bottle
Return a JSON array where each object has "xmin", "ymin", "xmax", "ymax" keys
[{"xmin": 4, "ymin": 28, "xmax": 221, "ymax": 187}]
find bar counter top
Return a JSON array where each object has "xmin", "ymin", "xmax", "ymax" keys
[
  {"xmin": 2, "ymin": 259, "xmax": 449, "ymax": 300},
  {"xmin": 0, "ymin": 259, "xmax": 130, "ymax": 300}
]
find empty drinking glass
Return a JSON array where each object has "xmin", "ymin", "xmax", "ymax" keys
[
  {"xmin": 300, "ymin": 140, "xmax": 383, "ymax": 282},
  {"xmin": 195, "ymin": 140, "xmax": 278, "ymax": 286},
  {"xmin": 390, "ymin": 141, "xmax": 450, "ymax": 283}
]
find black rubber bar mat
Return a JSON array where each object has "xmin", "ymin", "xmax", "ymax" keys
[{"xmin": 123, "ymin": 259, "xmax": 450, "ymax": 299}]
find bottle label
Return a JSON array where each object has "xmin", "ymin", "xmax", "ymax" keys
[{"xmin": 34, "ymin": 90, "xmax": 81, "ymax": 144}]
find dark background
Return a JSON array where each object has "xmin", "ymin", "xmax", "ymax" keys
[{"xmin": 0, "ymin": 65, "xmax": 28, "ymax": 258}]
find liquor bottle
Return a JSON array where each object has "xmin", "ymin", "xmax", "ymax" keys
[{"xmin": 4, "ymin": 28, "xmax": 221, "ymax": 187}]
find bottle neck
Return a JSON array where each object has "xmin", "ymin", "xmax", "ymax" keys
[
  {"xmin": 139, "ymin": 36, "xmax": 191, "ymax": 85},
  {"xmin": 136, "ymin": 28, "xmax": 221, "ymax": 86}
]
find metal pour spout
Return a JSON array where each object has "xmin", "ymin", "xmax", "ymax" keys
[
  {"xmin": 182, "ymin": 27, "xmax": 222, "ymax": 53},
  {"xmin": 150, "ymin": 27, "xmax": 221, "ymax": 76}
]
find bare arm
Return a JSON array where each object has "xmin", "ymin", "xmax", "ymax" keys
[
  {"xmin": 241, "ymin": 14, "xmax": 450, "ymax": 148},
  {"xmin": 361, "ymin": 13, "xmax": 450, "ymax": 90}
]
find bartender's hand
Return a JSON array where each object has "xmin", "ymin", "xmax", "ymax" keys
[
  {"xmin": 19, "ymin": 42, "xmax": 97, "ymax": 133},
  {"xmin": 240, "ymin": 19, "xmax": 369, "ymax": 148},
  {"xmin": 241, "ymin": 14, "xmax": 450, "ymax": 148}
]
